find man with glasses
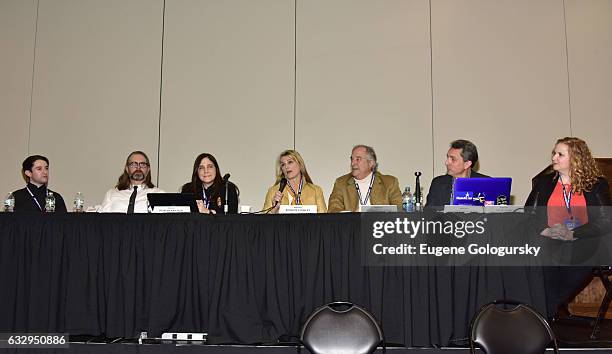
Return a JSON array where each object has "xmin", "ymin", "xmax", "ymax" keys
[{"xmin": 100, "ymin": 151, "xmax": 164, "ymax": 213}]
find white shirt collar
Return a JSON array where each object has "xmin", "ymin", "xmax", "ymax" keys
[{"xmin": 354, "ymin": 171, "xmax": 373, "ymax": 183}]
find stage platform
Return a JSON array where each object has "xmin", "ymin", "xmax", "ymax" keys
[{"xmin": 1, "ymin": 343, "xmax": 612, "ymax": 354}]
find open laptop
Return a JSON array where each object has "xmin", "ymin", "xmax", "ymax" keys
[
  {"xmin": 452, "ymin": 177, "xmax": 512, "ymax": 206},
  {"xmin": 147, "ymin": 193, "xmax": 198, "ymax": 213}
]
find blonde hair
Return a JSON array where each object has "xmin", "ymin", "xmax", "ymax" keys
[
  {"xmin": 274, "ymin": 150, "xmax": 314, "ymax": 185},
  {"xmin": 554, "ymin": 137, "xmax": 602, "ymax": 193}
]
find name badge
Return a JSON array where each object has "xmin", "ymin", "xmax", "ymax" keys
[
  {"xmin": 152, "ymin": 206, "xmax": 191, "ymax": 213},
  {"xmin": 279, "ymin": 205, "xmax": 317, "ymax": 214},
  {"xmin": 563, "ymin": 217, "xmax": 580, "ymax": 231}
]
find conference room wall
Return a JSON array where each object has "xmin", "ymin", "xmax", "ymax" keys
[
  {"xmin": 431, "ymin": 0, "xmax": 572, "ymax": 204},
  {"xmin": 158, "ymin": 0, "xmax": 295, "ymax": 210},
  {"xmin": 0, "ymin": 0, "xmax": 37, "ymax": 194},
  {"xmin": 26, "ymin": 0, "xmax": 164, "ymax": 206},
  {"xmin": 565, "ymin": 0, "xmax": 612, "ymax": 158},
  {"xmin": 294, "ymin": 0, "xmax": 433, "ymax": 205},
  {"xmin": 2, "ymin": 0, "xmax": 611, "ymax": 209}
]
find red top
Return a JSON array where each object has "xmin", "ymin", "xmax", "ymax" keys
[{"xmin": 547, "ymin": 180, "xmax": 588, "ymax": 228}]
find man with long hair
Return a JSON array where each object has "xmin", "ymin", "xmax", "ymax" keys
[{"xmin": 100, "ymin": 151, "xmax": 164, "ymax": 213}]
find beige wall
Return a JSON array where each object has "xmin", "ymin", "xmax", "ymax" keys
[
  {"xmin": 0, "ymin": 0, "xmax": 37, "ymax": 190},
  {"xmin": 1, "ymin": 0, "xmax": 611, "ymax": 209}
]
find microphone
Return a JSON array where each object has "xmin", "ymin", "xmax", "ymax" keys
[
  {"xmin": 278, "ymin": 177, "xmax": 287, "ymax": 192},
  {"xmin": 414, "ymin": 172, "xmax": 422, "ymax": 211},
  {"xmin": 223, "ymin": 173, "xmax": 230, "ymax": 214},
  {"xmin": 273, "ymin": 178, "xmax": 288, "ymax": 207}
]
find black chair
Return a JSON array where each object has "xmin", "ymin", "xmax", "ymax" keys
[
  {"xmin": 300, "ymin": 301, "xmax": 384, "ymax": 354},
  {"xmin": 469, "ymin": 300, "xmax": 559, "ymax": 354}
]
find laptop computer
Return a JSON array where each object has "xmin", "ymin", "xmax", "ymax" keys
[
  {"xmin": 452, "ymin": 177, "xmax": 512, "ymax": 206},
  {"xmin": 147, "ymin": 193, "xmax": 198, "ymax": 213}
]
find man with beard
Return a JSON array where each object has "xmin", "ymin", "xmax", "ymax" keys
[
  {"xmin": 328, "ymin": 144, "xmax": 402, "ymax": 212},
  {"xmin": 12, "ymin": 155, "xmax": 67, "ymax": 212},
  {"xmin": 100, "ymin": 151, "xmax": 164, "ymax": 213}
]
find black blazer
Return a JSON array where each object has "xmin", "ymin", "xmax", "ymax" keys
[
  {"xmin": 525, "ymin": 173, "xmax": 611, "ymax": 238},
  {"xmin": 12, "ymin": 183, "xmax": 67, "ymax": 213},
  {"xmin": 425, "ymin": 171, "xmax": 489, "ymax": 207},
  {"xmin": 181, "ymin": 181, "xmax": 239, "ymax": 214}
]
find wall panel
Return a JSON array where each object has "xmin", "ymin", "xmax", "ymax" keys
[
  {"xmin": 296, "ymin": 0, "xmax": 433, "ymax": 203},
  {"xmin": 565, "ymin": 0, "xmax": 612, "ymax": 158},
  {"xmin": 160, "ymin": 0, "xmax": 295, "ymax": 208},
  {"xmin": 431, "ymin": 0, "xmax": 570, "ymax": 203},
  {"xmin": 0, "ymin": 0, "xmax": 37, "ymax": 193},
  {"xmin": 29, "ymin": 0, "xmax": 163, "ymax": 206}
]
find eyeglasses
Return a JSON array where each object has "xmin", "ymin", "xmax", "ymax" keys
[{"xmin": 128, "ymin": 162, "xmax": 149, "ymax": 169}]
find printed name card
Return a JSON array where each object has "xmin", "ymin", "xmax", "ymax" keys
[
  {"xmin": 279, "ymin": 205, "xmax": 317, "ymax": 214},
  {"xmin": 151, "ymin": 206, "xmax": 191, "ymax": 213}
]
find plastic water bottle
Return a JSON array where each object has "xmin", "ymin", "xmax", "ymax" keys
[
  {"xmin": 45, "ymin": 191, "xmax": 56, "ymax": 213},
  {"xmin": 4, "ymin": 193, "xmax": 15, "ymax": 212},
  {"xmin": 73, "ymin": 192, "xmax": 84, "ymax": 212},
  {"xmin": 402, "ymin": 187, "xmax": 414, "ymax": 212}
]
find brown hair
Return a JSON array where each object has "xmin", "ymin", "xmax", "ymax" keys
[
  {"xmin": 116, "ymin": 151, "xmax": 155, "ymax": 190},
  {"xmin": 554, "ymin": 137, "xmax": 602, "ymax": 194}
]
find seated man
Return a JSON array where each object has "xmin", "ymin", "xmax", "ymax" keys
[
  {"xmin": 12, "ymin": 155, "xmax": 67, "ymax": 212},
  {"xmin": 100, "ymin": 151, "xmax": 164, "ymax": 213},
  {"xmin": 426, "ymin": 139, "xmax": 488, "ymax": 206},
  {"xmin": 328, "ymin": 144, "xmax": 402, "ymax": 212}
]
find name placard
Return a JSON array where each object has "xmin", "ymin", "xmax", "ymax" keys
[
  {"xmin": 151, "ymin": 206, "xmax": 191, "ymax": 213},
  {"xmin": 279, "ymin": 205, "xmax": 317, "ymax": 214}
]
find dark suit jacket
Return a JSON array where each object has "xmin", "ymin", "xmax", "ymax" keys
[
  {"xmin": 425, "ymin": 171, "xmax": 488, "ymax": 207},
  {"xmin": 525, "ymin": 173, "xmax": 611, "ymax": 238},
  {"xmin": 12, "ymin": 183, "xmax": 67, "ymax": 213},
  {"xmin": 328, "ymin": 171, "xmax": 402, "ymax": 212}
]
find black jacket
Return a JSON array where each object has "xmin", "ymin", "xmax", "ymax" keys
[
  {"xmin": 426, "ymin": 171, "xmax": 489, "ymax": 207},
  {"xmin": 525, "ymin": 173, "xmax": 611, "ymax": 238},
  {"xmin": 181, "ymin": 181, "xmax": 239, "ymax": 214},
  {"xmin": 12, "ymin": 183, "xmax": 67, "ymax": 213}
]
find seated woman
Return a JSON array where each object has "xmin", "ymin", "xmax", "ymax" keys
[
  {"xmin": 181, "ymin": 153, "xmax": 239, "ymax": 214},
  {"xmin": 263, "ymin": 150, "xmax": 327, "ymax": 213},
  {"xmin": 525, "ymin": 137, "xmax": 611, "ymax": 319},
  {"xmin": 526, "ymin": 137, "xmax": 610, "ymax": 239}
]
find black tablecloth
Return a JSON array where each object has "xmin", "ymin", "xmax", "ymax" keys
[{"xmin": 0, "ymin": 213, "xmax": 547, "ymax": 346}]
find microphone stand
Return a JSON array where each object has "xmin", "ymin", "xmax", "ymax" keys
[
  {"xmin": 414, "ymin": 172, "xmax": 422, "ymax": 211},
  {"xmin": 224, "ymin": 182, "xmax": 229, "ymax": 215},
  {"xmin": 223, "ymin": 173, "xmax": 231, "ymax": 215}
]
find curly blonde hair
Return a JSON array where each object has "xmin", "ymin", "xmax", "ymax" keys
[{"xmin": 554, "ymin": 137, "xmax": 602, "ymax": 194}]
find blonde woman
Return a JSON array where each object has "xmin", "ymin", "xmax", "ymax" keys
[{"xmin": 263, "ymin": 150, "xmax": 327, "ymax": 213}]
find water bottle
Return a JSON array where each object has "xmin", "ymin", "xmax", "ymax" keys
[
  {"xmin": 45, "ymin": 191, "xmax": 56, "ymax": 213},
  {"xmin": 73, "ymin": 192, "xmax": 84, "ymax": 212},
  {"xmin": 402, "ymin": 187, "xmax": 414, "ymax": 212},
  {"xmin": 4, "ymin": 193, "xmax": 15, "ymax": 212}
]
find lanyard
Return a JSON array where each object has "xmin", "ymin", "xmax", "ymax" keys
[
  {"xmin": 202, "ymin": 186, "xmax": 211, "ymax": 209},
  {"xmin": 287, "ymin": 178, "xmax": 304, "ymax": 205},
  {"xmin": 355, "ymin": 173, "xmax": 375, "ymax": 206},
  {"xmin": 26, "ymin": 186, "xmax": 44, "ymax": 211},
  {"xmin": 560, "ymin": 176, "xmax": 573, "ymax": 215}
]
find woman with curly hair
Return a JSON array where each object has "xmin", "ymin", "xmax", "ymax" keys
[
  {"xmin": 526, "ymin": 137, "xmax": 611, "ymax": 320},
  {"xmin": 526, "ymin": 137, "xmax": 610, "ymax": 240}
]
